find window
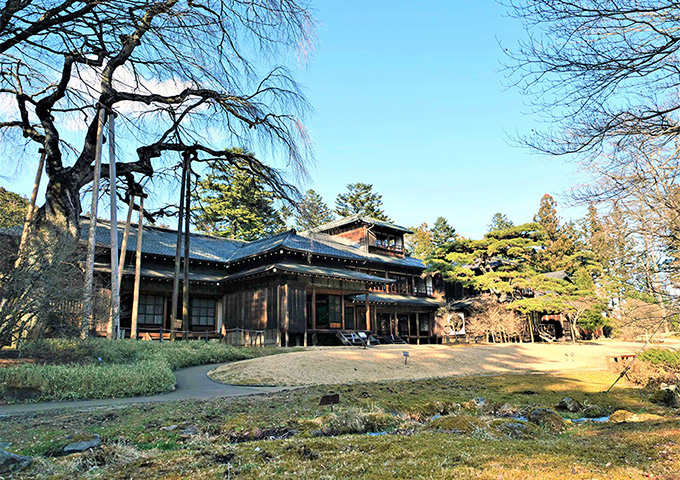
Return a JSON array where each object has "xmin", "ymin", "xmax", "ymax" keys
[
  {"xmin": 138, "ymin": 295, "xmax": 164, "ymax": 324},
  {"xmin": 315, "ymin": 294, "xmax": 342, "ymax": 329},
  {"xmin": 191, "ymin": 298, "xmax": 216, "ymax": 327}
]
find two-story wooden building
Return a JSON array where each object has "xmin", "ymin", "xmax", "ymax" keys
[{"xmin": 82, "ymin": 214, "xmax": 446, "ymax": 346}]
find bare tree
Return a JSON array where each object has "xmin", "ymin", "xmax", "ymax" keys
[
  {"xmin": 504, "ymin": 1, "xmax": 680, "ymax": 158},
  {"xmin": 0, "ymin": 1, "xmax": 316, "ymax": 248}
]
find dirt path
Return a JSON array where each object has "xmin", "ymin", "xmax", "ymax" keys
[{"xmin": 208, "ymin": 340, "xmax": 674, "ymax": 386}]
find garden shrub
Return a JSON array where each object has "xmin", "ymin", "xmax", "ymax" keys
[{"xmin": 1, "ymin": 338, "xmax": 284, "ymax": 402}]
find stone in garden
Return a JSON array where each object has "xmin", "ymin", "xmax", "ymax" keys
[
  {"xmin": 497, "ymin": 403, "xmax": 518, "ymax": 417},
  {"xmin": 180, "ymin": 425, "xmax": 201, "ymax": 437},
  {"xmin": 650, "ymin": 383, "xmax": 680, "ymax": 408},
  {"xmin": 0, "ymin": 449, "xmax": 31, "ymax": 473},
  {"xmin": 160, "ymin": 424, "xmax": 179, "ymax": 431},
  {"xmin": 582, "ymin": 404, "xmax": 606, "ymax": 418},
  {"xmin": 251, "ymin": 428, "xmax": 264, "ymax": 439},
  {"xmin": 63, "ymin": 434, "xmax": 101, "ymax": 454},
  {"xmin": 494, "ymin": 421, "xmax": 535, "ymax": 439},
  {"xmin": 527, "ymin": 409, "xmax": 566, "ymax": 432},
  {"xmin": 555, "ymin": 397, "xmax": 582, "ymax": 413}
]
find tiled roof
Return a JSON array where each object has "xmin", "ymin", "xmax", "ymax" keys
[
  {"xmin": 349, "ymin": 293, "xmax": 445, "ymax": 307},
  {"xmin": 4, "ymin": 217, "xmax": 426, "ymax": 270},
  {"xmin": 83, "ymin": 218, "xmax": 244, "ymax": 263},
  {"xmin": 310, "ymin": 214, "xmax": 413, "ymax": 234}
]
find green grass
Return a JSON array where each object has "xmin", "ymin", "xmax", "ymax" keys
[
  {"xmin": 0, "ymin": 338, "xmax": 295, "ymax": 403},
  {"xmin": 1, "ymin": 371, "xmax": 678, "ymax": 479}
]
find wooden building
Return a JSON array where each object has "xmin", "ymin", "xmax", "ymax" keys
[{"xmin": 85, "ymin": 214, "xmax": 445, "ymax": 345}]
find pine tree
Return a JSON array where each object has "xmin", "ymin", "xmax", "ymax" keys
[
  {"xmin": 488, "ymin": 212, "xmax": 514, "ymax": 232},
  {"xmin": 294, "ymin": 189, "xmax": 335, "ymax": 231},
  {"xmin": 334, "ymin": 183, "xmax": 390, "ymax": 221},
  {"xmin": 193, "ymin": 156, "xmax": 285, "ymax": 241},
  {"xmin": 431, "ymin": 217, "xmax": 457, "ymax": 250}
]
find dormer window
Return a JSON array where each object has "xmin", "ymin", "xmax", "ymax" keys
[{"xmin": 375, "ymin": 233, "xmax": 403, "ymax": 253}]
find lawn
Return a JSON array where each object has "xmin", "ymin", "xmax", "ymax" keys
[
  {"xmin": 1, "ymin": 370, "xmax": 677, "ymax": 479},
  {"xmin": 0, "ymin": 339, "xmax": 296, "ymax": 403}
]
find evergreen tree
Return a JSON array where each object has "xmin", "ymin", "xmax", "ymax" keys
[
  {"xmin": 334, "ymin": 183, "xmax": 390, "ymax": 221},
  {"xmin": 193, "ymin": 155, "xmax": 285, "ymax": 241},
  {"xmin": 294, "ymin": 189, "xmax": 335, "ymax": 231},
  {"xmin": 431, "ymin": 217, "xmax": 457, "ymax": 250},
  {"xmin": 532, "ymin": 194, "xmax": 578, "ymax": 272},
  {"xmin": 488, "ymin": 212, "xmax": 514, "ymax": 232},
  {"xmin": 404, "ymin": 223, "xmax": 434, "ymax": 259},
  {"xmin": 0, "ymin": 188, "xmax": 28, "ymax": 229}
]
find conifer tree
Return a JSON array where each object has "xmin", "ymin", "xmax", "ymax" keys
[
  {"xmin": 488, "ymin": 212, "xmax": 514, "ymax": 232},
  {"xmin": 431, "ymin": 217, "xmax": 457, "ymax": 250},
  {"xmin": 194, "ymin": 155, "xmax": 285, "ymax": 241},
  {"xmin": 294, "ymin": 189, "xmax": 335, "ymax": 231},
  {"xmin": 334, "ymin": 183, "xmax": 390, "ymax": 221}
]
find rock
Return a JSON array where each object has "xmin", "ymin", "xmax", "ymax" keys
[
  {"xmin": 556, "ymin": 397, "xmax": 583, "ymax": 413},
  {"xmin": 0, "ymin": 449, "xmax": 31, "ymax": 473},
  {"xmin": 63, "ymin": 434, "xmax": 101, "ymax": 455},
  {"xmin": 582, "ymin": 404, "xmax": 606, "ymax": 418},
  {"xmin": 527, "ymin": 409, "xmax": 566, "ymax": 432},
  {"xmin": 651, "ymin": 384, "xmax": 680, "ymax": 408},
  {"xmin": 180, "ymin": 425, "xmax": 201, "ymax": 437},
  {"xmin": 495, "ymin": 421, "xmax": 531, "ymax": 439},
  {"xmin": 160, "ymin": 424, "xmax": 179, "ymax": 431},
  {"xmin": 310, "ymin": 430, "xmax": 324, "ymax": 438},
  {"xmin": 497, "ymin": 403, "xmax": 518, "ymax": 417},
  {"xmin": 431, "ymin": 414, "xmax": 443, "ymax": 421},
  {"xmin": 472, "ymin": 397, "xmax": 495, "ymax": 414},
  {"xmin": 251, "ymin": 428, "xmax": 264, "ymax": 440}
]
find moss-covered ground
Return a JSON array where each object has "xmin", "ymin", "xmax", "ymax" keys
[{"xmin": 1, "ymin": 370, "xmax": 678, "ymax": 479}]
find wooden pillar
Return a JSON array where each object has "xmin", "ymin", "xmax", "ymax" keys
[
  {"xmin": 130, "ymin": 195, "xmax": 144, "ymax": 339},
  {"xmin": 117, "ymin": 195, "xmax": 135, "ymax": 287},
  {"xmin": 411, "ymin": 276, "xmax": 416, "ymax": 295},
  {"xmin": 311, "ymin": 288, "xmax": 316, "ymax": 330},
  {"xmin": 170, "ymin": 152, "xmax": 188, "ymax": 340},
  {"xmin": 108, "ymin": 113, "xmax": 120, "ymax": 339},
  {"xmin": 82, "ymin": 108, "xmax": 106, "ymax": 337},
  {"xmin": 341, "ymin": 291, "xmax": 345, "ymax": 330},
  {"xmin": 15, "ymin": 149, "xmax": 46, "ymax": 268},
  {"xmin": 181, "ymin": 153, "xmax": 193, "ymax": 340},
  {"xmin": 394, "ymin": 307, "xmax": 398, "ymax": 336},
  {"xmin": 365, "ymin": 293, "xmax": 371, "ymax": 331},
  {"xmin": 416, "ymin": 312, "xmax": 420, "ymax": 345}
]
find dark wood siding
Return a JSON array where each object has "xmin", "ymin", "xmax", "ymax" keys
[{"xmin": 287, "ymin": 284, "xmax": 306, "ymax": 333}]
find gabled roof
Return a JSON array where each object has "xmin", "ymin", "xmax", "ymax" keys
[
  {"xmin": 310, "ymin": 214, "xmax": 413, "ymax": 234},
  {"xmin": 542, "ymin": 270, "xmax": 572, "ymax": 283}
]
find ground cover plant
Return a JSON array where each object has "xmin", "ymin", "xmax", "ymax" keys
[
  {"xmin": 0, "ymin": 339, "xmax": 295, "ymax": 403},
  {"xmin": 1, "ymin": 371, "xmax": 678, "ymax": 479}
]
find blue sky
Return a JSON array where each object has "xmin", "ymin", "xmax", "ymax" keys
[
  {"xmin": 0, "ymin": 1, "xmax": 586, "ymax": 239},
  {"xmin": 295, "ymin": 1, "xmax": 585, "ymax": 237}
]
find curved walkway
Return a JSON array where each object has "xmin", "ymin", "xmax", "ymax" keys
[{"xmin": 0, "ymin": 363, "xmax": 287, "ymax": 416}]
